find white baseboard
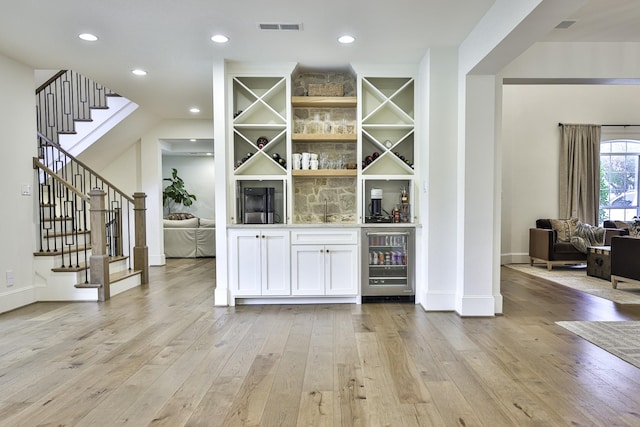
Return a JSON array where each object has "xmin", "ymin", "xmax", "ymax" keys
[
  {"xmin": 0, "ymin": 286, "xmax": 36, "ymax": 314},
  {"xmin": 233, "ymin": 296, "xmax": 359, "ymax": 305},
  {"xmin": 420, "ymin": 291, "xmax": 456, "ymax": 311},
  {"xmin": 456, "ymin": 295, "xmax": 496, "ymax": 317},
  {"xmin": 149, "ymin": 254, "xmax": 166, "ymax": 266},
  {"xmin": 501, "ymin": 252, "xmax": 529, "ymax": 265}
]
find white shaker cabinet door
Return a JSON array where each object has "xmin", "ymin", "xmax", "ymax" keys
[{"xmin": 325, "ymin": 244, "xmax": 358, "ymax": 296}]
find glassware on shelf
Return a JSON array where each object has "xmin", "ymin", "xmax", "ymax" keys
[
  {"xmin": 347, "ymin": 120, "xmax": 356, "ymax": 135},
  {"xmin": 319, "ymin": 152, "xmax": 329, "ymax": 169},
  {"xmin": 333, "ymin": 119, "xmax": 348, "ymax": 134},
  {"xmin": 294, "ymin": 119, "xmax": 305, "ymax": 134},
  {"xmin": 306, "ymin": 113, "xmax": 323, "ymax": 134},
  {"xmin": 324, "ymin": 113, "xmax": 332, "ymax": 134}
]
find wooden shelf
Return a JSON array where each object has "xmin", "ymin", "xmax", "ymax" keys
[
  {"xmin": 291, "ymin": 96, "xmax": 357, "ymax": 108},
  {"xmin": 292, "ymin": 133, "xmax": 357, "ymax": 142},
  {"xmin": 292, "ymin": 169, "xmax": 357, "ymax": 177}
]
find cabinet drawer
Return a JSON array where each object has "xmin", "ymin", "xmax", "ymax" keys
[{"xmin": 291, "ymin": 229, "xmax": 359, "ymax": 245}]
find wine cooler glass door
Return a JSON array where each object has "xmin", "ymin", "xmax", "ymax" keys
[{"xmin": 362, "ymin": 229, "xmax": 414, "ymax": 298}]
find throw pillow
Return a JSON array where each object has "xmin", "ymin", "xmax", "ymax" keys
[
  {"xmin": 166, "ymin": 212, "xmax": 195, "ymax": 220},
  {"xmin": 550, "ymin": 218, "xmax": 579, "ymax": 242}
]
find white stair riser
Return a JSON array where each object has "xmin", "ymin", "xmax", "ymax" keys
[
  {"xmin": 111, "ymin": 274, "xmax": 142, "ymax": 297},
  {"xmin": 33, "ymin": 255, "xmax": 136, "ymax": 301}
]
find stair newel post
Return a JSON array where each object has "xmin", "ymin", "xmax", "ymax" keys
[
  {"xmin": 133, "ymin": 192, "xmax": 149, "ymax": 285},
  {"xmin": 89, "ymin": 188, "xmax": 110, "ymax": 301}
]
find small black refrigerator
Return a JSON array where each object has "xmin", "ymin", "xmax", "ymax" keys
[{"xmin": 361, "ymin": 227, "xmax": 415, "ymax": 302}]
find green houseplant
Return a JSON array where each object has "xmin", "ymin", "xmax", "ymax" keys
[{"xmin": 163, "ymin": 168, "xmax": 197, "ymax": 212}]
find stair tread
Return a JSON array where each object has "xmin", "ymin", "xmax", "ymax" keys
[
  {"xmin": 74, "ymin": 283, "xmax": 101, "ymax": 289},
  {"xmin": 34, "ymin": 246, "xmax": 90, "ymax": 257},
  {"xmin": 40, "ymin": 230, "xmax": 91, "ymax": 238},
  {"xmin": 52, "ymin": 265, "xmax": 87, "ymax": 272},
  {"xmin": 110, "ymin": 269, "xmax": 142, "ymax": 284},
  {"xmin": 74, "ymin": 269, "xmax": 139, "ymax": 289},
  {"xmin": 47, "ymin": 255, "xmax": 129, "ymax": 271}
]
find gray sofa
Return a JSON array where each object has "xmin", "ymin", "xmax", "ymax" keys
[{"xmin": 163, "ymin": 217, "xmax": 215, "ymax": 258}]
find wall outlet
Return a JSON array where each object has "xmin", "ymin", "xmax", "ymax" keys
[
  {"xmin": 21, "ymin": 184, "xmax": 31, "ymax": 196},
  {"xmin": 6, "ymin": 270, "xmax": 14, "ymax": 287}
]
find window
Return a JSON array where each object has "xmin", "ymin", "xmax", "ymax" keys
[{"xmin": 600, "ymin": 139, "xmax": 640, "ymax": 223}]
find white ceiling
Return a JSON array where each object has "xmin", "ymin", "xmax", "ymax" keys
[{"xmin": 1, "ymin": 0, "xmax": 639, "ymax": 126}]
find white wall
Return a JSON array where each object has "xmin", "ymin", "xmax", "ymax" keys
[
  {"xmin": 501, "ymin": 84, "xmax": 640, "ymax": 264},
  {"xmin": 99, "ymin": 142, "xmax": 141, "ymax": 196},
  {"xmin": 0, "ymin": 54, "xmax": 37, "ymax": 313},
  {"xmin": 162, "ymin": 155, "xmax": 215, "ymax": 219}
]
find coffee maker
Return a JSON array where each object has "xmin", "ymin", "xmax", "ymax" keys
[
  {"xmin": 243, "ymin": 187, "xmax": 275, "ymax": 224},
  {"xmin": 370, "ymin": 188, "xmax": 383, "ymax": 216},
  {"xmin": 365, "ymin": 188, "xmax": 391, "ymax": 223}
]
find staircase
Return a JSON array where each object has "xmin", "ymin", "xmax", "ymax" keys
[{"xmin": 33, "ymin": 71, "xmax": 148, "ymax": 302}]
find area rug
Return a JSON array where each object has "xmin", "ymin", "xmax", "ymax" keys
[
  {"xmin": 505, "ymin": 263, "xmax": 640, "ymax": 304},
  {"xmin": 556, "ymin": 321, "xmax": 640, "ymax": 369}
]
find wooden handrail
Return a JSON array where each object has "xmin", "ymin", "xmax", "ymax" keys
[
  {"xmin": 35, "ymin": 70, "xmax": 67, "ymax": 94},
  {"xmin": 33, "ymin": 158, "xmax": 90, "ymax": 202},
  {"xmin": 37, "ymin": 132, "xmax": 134, "ymax": 203}
]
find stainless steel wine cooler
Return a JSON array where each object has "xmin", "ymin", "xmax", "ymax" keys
[{"xmin": 361, "ymin": 228, "xmax": 415, "ymax": 302}]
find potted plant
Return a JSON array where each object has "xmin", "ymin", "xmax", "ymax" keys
[{"xmin": 163, "ymin": 168, "xmax": 196, "ymax": 213}]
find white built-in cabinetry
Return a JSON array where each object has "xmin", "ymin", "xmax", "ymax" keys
[
  {"xmin": 230, "ymin": 76, "xmax": 288, "ymax": 224},
  {"xmin": 226, "ymin": 66, "xmax": 417, "ymax": 304},
  {"xmin": 228, "ymin": 228, "xmax": 290, "ymax": 296},
  {"xmin": 290, "ymin": 229, "xmax": 359, "ymax": 296},
  {"xmin": 360, "ymin": 77, "xmax": 416, "ymax": 221}
]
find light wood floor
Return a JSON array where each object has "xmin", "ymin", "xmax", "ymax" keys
[{"xmin": 1, "ymin": 259, "xmax": 640, "ymax": 426}]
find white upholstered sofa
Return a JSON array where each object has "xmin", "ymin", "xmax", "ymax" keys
[{"xmin": 163, "ymin": 216, "xmax": 215, "ymax": 258}]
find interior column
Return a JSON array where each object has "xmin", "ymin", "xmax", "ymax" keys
[{"xmin": 455, "ymin": 74, "xmax": 499, "ymax": 316}]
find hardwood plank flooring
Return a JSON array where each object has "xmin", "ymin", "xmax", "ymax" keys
[{"xmin": 1, "ymin": 261, "xmax": 640, "ymax": 426}]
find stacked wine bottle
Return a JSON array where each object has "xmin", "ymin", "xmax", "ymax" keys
[
  {"xmin": 361, "ymin": 151, "xmax": 381, "ymax": 169},
  {"xmin": 271, "ymin": 152, "xmax": 287, "ymax": 169},
  {"xmin": 394, "ymin": 152, "xmax": 414, "ymax": 169}
]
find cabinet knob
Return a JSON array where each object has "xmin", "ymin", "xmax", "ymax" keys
[
  {"xmin": 262, "ymin": 235, "xmax": 266, "ymax": 238},
  {"xmin": 326, "ymin": 249, "xmax": 329, "ymax": 253},
  {"xmin": 255, "ymin": 235, "xmax": 259, "ymax": 238}
]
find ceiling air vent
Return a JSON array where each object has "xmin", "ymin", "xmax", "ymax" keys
[
  {"xmin": 258, "ymin": 23, "xmax": 303, "ymax": 31},
  {"xmin": 555, "ymin": 20, "xmax": 577, "ymax": 29}
]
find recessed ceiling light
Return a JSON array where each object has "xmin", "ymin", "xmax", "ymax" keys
[
  {"xmin": 190, "ymin": 139, "xmax": 197, "ymax": 142},
  {"xmin": 78, "ymin": 33, "xmax": 98, "ymax": 42},
  {"xmin": 190, "ymin": 107, "xmax": 201, "ymax": 113},
  {"xmin": 206, "ymin": 152, "xmax": 213, "ymax": 156},
  {"xmin": 132, "ymin": 69, "xmax": 147, "ymax": 76},
  {"xmin": 338, "ymin": 35, "xmax": 355, "ymax": 44},
  {"xmin": 211, "ymin": 34, "xmax": 229, "ymax": 43}
]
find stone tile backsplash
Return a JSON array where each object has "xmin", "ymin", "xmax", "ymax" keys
[{"xmin": 293, "ymin": 177, "xmax": 357, "ymax": 224}]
